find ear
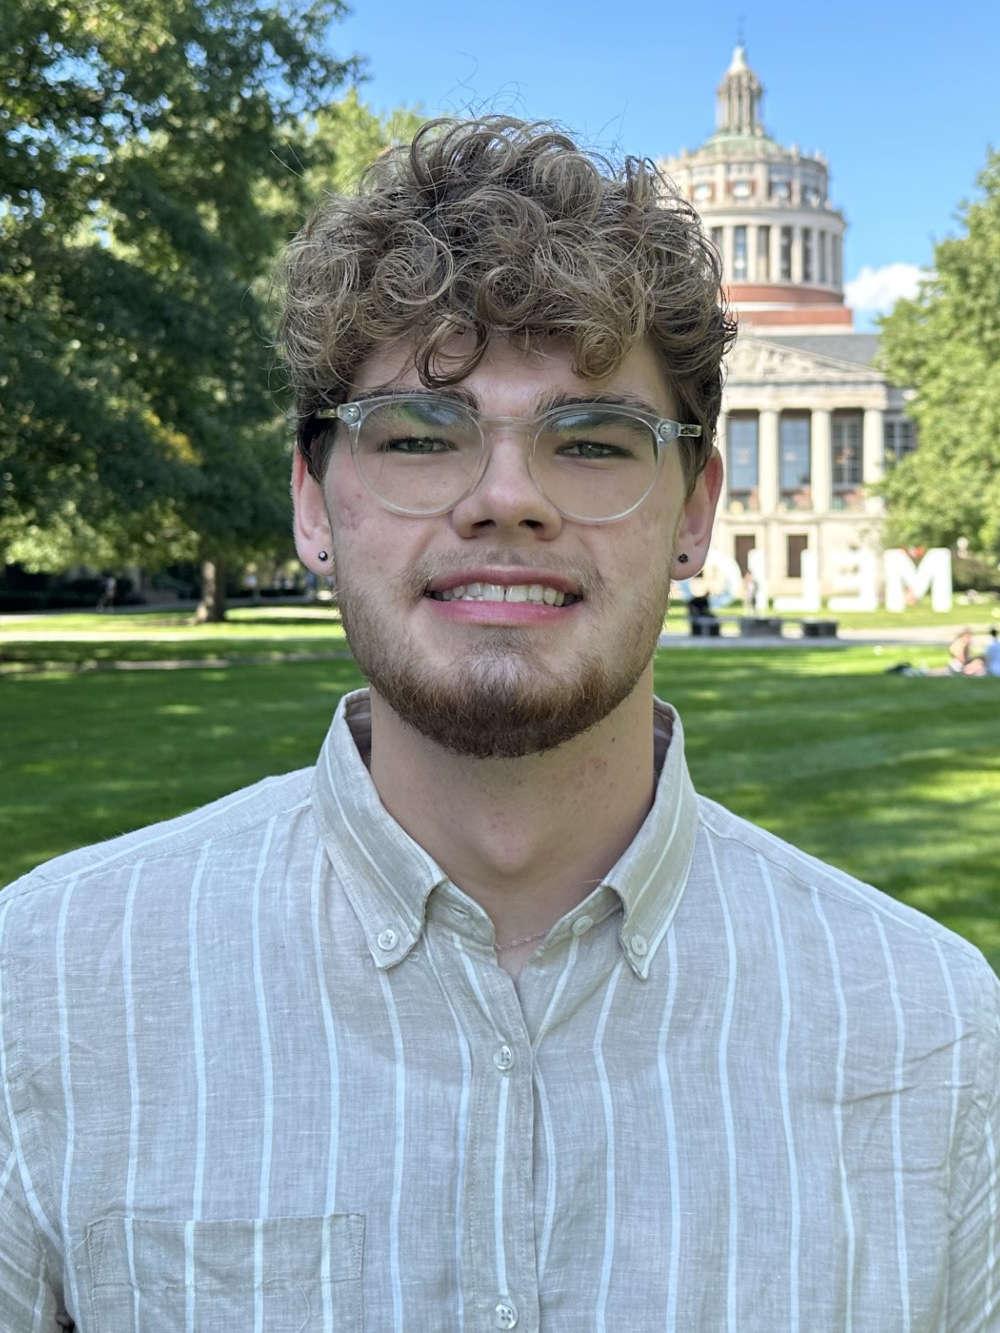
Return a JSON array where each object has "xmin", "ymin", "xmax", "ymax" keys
[
  {"xmin": 291, "ymin": 450, "xmax": 333, "ymax": 573},
  {"xmin": 671, "ymin": 448, "xmax": 722, "ymax": 579}
]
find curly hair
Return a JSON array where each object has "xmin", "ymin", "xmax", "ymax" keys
[{"xmin": 276, "ymin": 116, "xmax": 735, "ymax": 490}]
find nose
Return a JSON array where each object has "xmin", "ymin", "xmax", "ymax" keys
[{"xmin": 449, "ymin": 429, "xmax": 564, "ymax": 540}]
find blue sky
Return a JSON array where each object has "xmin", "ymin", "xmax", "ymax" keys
[{"xmin": 329, "ymin": 0, "xmax": 998, "ymax": 330}]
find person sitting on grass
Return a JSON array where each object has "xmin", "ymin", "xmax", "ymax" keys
[
  {"xmin": 2, "ymin": 117, "xmax": 998, "ymax": 1330},
  {"xmin": 948, "ymin": 626, "xmax": 987, "ymax": 675},
  {"xmin": 985, "ymin": 626, "xmax": 1000, "ymax": 677}
]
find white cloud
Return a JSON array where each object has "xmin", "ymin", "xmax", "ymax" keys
[{"xmin": 845, "ymin": 263, "xmax": 925, "ymax": 316}]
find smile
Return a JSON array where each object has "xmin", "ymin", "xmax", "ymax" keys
[{"xmin": 426, "ymin": 583, "xmax": 581, "ymax": 606}]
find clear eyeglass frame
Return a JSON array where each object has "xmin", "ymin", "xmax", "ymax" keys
[{"xmin": 313, "ymin": 394, "xmax": 702, "ymax": 525}]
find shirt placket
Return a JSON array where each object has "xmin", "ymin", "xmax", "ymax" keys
[{"xmin": 453, "ymin": 949, "xmax": 541, "ymax": 1332}]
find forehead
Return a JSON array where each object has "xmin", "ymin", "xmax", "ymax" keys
[{"xmin": 350, "ymin": 334, "xmax": 677, "ymax": 418}]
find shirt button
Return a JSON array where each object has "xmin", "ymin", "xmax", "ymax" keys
[
  {"xmin": 495, "ymin": 1298, "xmax": 518, "ymax": 1328},
  {"xmin": 376, "ymin": 927, "xmax": 398, "ymax": 951},
  {"xmin": 572, "ymin": 914, "xmax": 594, "ymax": 937},
  {"xmin": 629, "ymin": 932, "xmax": 648, "ymax": 957},
  {"xmin": 493, "ymin": 1044, "xmax": 515, "ymax": 1072}
]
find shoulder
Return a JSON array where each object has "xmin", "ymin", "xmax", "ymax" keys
[
  {"xmin": 694, "ymin": 793, "xmax": 998, "ymax": 1014},
  {"xmin": 0, "ymin": 767, "xmax": 316, "ymax": 956}
]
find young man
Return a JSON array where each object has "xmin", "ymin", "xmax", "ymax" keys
[{"xmin": 2, "ymin": 119, "xmax": 997, "ymax": 1330}]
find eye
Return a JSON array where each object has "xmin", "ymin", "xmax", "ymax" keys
[
  {"xmin": 556, "ymin": 440, "xmax": 632, "ymax": 461},
  {"xmin": 377, "ymin": 435, "xmax": 456, "ymax": 454}
]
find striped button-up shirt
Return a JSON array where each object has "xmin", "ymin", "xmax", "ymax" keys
[{"xmin": 1, "ymin": 690, "xmax": 998, "ymax": 1331}]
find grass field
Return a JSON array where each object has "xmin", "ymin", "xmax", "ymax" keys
[{"xmin": 2, "ymin": 614, "xmax": 998, "ymax": 972}]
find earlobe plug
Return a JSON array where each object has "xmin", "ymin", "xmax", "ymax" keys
[{"xmin": 678, "ymin": 553, "xmax": 690, "ymax": 565}]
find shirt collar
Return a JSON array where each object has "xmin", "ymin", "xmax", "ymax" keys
[{"xmin": 311, "ymin": 689, "xmax": 698, "ymax": 978}]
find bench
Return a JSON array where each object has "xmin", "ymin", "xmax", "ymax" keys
[
  {"xmin": 739, "ymin": 616, "xmax": 784, "ymax": 637},
  {"xmin": 799, "ymin": 619, "xmax": 839, "ymax": 638},
  {"xmin": 691, "ymin": 616, "xmax": 721, "ymax": 637}
]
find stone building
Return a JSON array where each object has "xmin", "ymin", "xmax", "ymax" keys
[{"xmin": 659, "ymin": 46, "xmax": 916, "ymax": 600}]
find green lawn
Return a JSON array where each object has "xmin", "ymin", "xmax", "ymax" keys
[{"xmin": 2, "ymin": 629, "xmax": 998, "ymax": 973}]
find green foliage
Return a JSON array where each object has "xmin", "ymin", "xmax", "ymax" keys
[
  {"xmin": 308, "ymin": 88, "xmax": 425, "ymax": 198},
  {"xmin": 877, "ymin": 151, "xmax": 1000, "ymax": 560},
  {"xmin": 0, "ymin": 0, "xmax": 358, "ymax": 575}
]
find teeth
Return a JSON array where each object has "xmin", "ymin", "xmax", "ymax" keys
[{"xmin": 433, "ymin": 583, "xmax": 570, "ymax": 606}]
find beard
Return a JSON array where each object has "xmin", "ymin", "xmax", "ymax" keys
[{"xmin": 335, "ymin": 555, "xmax": 671, "ymax": 759}]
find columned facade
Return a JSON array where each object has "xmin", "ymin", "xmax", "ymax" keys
[{"xmin": 659, "ymin": 46, "xmax": 918, "ymax": 600}]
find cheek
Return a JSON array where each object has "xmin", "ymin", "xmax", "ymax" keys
[{"xmin": 326, "ymin": 456, "xmax": 368, "ymax": 535}]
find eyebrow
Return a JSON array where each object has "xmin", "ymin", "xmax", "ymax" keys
[{"xmin": 348, "ymin": 386, "xmax": 666, "ymax": 417}]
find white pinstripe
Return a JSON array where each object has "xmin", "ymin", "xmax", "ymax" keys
[
  {"xmin": 706, "ymin": 836, "xmax": 739, "ymax": 1333},
  {"xmin": 186, "ymin": 845, "xmax": 211, "ymax": 1333},
  {"xmin": 55, "ymin": 876, "xmax": 81, "ymax": 1323},
  {"xmin": 122, "ymin": 860, "xmax": 145, "ymax": 1333},
  {"xmin": 811, "ymin": 885, "xmax": 855, "ymax": 1331},
  {"xmin": 760, "ymin": 854, "xmax": 801, "ymax": 1330},
  {"xmin": 378, "ymin": 968, "xmax": 406, "ymax": 1332},
  {"xmin": 594, "ymin": 959, "xmax": 625, "ymax": 1332},
  {"xmin": 251, "ymin": 818, "xmax": 277, "ymax": 1333},
  {"xmin": 309, "ymin": 841, "xmax": 340, "ymax": 1333},
  {"xmin": 659, "ymin": 928, "xmax": 681, "ymax": 1331},
  {"xmin": 873, "ymin": 912, "xmax": 910, "ymax": 1327},
  {"xmin": 985, "ymin": 1116, "xmax": 998, "ymax": 1328},
  {"xmin": 932, "ymin": 934, "xmax": 963, "ymax": 1325}
]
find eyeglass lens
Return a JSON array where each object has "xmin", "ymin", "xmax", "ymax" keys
[{"xmin": 352, "ymin": 398, "xmax": 659, "ymax": 520}]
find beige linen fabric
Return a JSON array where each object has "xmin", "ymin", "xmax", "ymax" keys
[{"xmin": 1, "ymin": 690, "xmax": 997, "ymax": 1331}]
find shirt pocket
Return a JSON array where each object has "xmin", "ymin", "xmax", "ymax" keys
[{"xmin": 81, "ymin": 1212, "xmax": 364, "ymax": 1332}]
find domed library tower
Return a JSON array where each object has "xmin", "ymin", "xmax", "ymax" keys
[{"xmin": 660, "ymin": 47, "xmax": 917, "ymax": 603}]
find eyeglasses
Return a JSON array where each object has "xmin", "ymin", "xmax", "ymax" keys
[{"xmin": 313, "ymin": 393, "xmax": 701, "ymax": 524}]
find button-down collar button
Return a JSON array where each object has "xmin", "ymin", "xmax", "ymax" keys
[
  {"xmin": 572, "ymin": 914, "xmax": 594, "ymax": 937},
  {"xmin": 376, "ymin": 927, "xmax": 398, "ymax": 951},
  {"xmin": 493, "ymin": 1044, "xmax": 515, "ymax": 1073},
  {"xmin": 629, "ymin": 932, "xmax": 648, "ymax": 957},
  {"xmin": 495, "ymin": 1298, "xmax": 518, "ymax": 1328}
]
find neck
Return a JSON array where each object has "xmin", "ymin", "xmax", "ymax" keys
[{"xmin": 367, "ymin": 668, "xmax": 658, "ymax": 950}]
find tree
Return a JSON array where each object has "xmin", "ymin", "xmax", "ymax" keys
[
  {"xmin": 308, "ymin": 89, "xmax": 425, "ymax": 198},
  {"xmin": 1, "ymin": 0, "xmax": 358, "ymax": 618},
  {"xmin": 877, "ymin": 151, "xmax": 1000, "ymax": 564}
]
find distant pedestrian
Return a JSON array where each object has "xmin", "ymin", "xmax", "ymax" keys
[{"xmin": 95, "ymin": 574, "xmax": 116, "ymax": 611}]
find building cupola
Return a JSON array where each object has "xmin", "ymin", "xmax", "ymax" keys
[
  {"xmin": 659, "ymin": 45, "xmax": 852, "ymax": 330},
  {"xmin": 716, "ymin": 44, "xmax": 765, "ymax": 138}
]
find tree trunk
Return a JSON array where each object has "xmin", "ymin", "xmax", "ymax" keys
[{"xmin": 195, "ymin": 558, "xmax": 226, "ymax": 622}]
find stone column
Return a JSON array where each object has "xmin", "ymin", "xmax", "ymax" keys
[
  {"xmin": 756, "ymin": 224, "xmax": 772, "ymax": 282},
  {"xmin": 759, "ymin": 409, "xmax": 779, "ymax": 514},
  {"xmin": 811, "ymin": 408, "xmax": 832, "ymax": 512},
  {"xmin": 770, "ymin": 224, "xmax": 782, "ymax": 285},
  {"xmin": 722, "ymin": 226, "xmax": 734, "ymax": 285},
  {"xmin": 717, "ymin": 414, "xmax": 729, "ymax": 509},
  {"xmin": 863, "ymin": 407, "xmax": 884, "ymax": 514},
  {"xmin": 792, "ymin": 225, "xmax": 803, "ymax": 284}
]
